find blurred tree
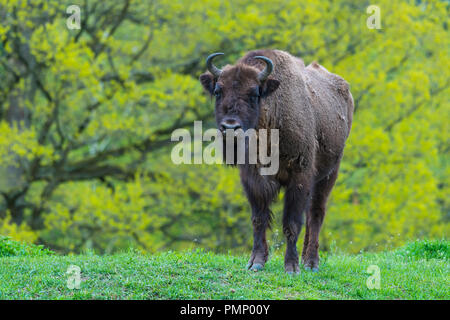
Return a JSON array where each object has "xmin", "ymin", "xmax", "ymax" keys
[{"xmin": 0, "ymin": 0, "xmax": 448, "ymax": 253}]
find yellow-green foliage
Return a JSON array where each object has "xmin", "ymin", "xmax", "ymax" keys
[{"xmin": 0, "ymin": 0, "xmax": 448, "ymax": 253}]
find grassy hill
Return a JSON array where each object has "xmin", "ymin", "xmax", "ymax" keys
[{"xmin": 0, "ymin": 237, "xmax": 448, "ymax": 300}]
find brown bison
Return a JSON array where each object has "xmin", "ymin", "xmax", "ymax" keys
[{"xmin": 199, "ymin": 49, "xmax": 354, "ymax": 273}]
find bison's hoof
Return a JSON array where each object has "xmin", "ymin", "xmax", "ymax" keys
[
  {"xmin": 302, "ymin": 255, "xmax": 319, "ymax": 271},
  {"xmin": 248, "ymin": 263, "xmax": 264, "ymax": 272},
  {"xmin": 304, "ymin": 266, "xmax": 319, "ymax": 272},
  {"xmin": 284, "ymin": 262, "xmax": 300, "ymax": 274}
]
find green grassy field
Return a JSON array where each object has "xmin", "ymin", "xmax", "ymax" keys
[{"xmin": 0, "ymin": 238, "xmax": 448, "ymax": 300}]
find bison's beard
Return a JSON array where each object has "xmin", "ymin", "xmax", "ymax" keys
[
  {"xmin": 221, "ymin": 135, "xmax": 238, "ymax": 166},
  {"xmin": 221, "ymin": 131, "xmax": 257, "ymax": 166}
]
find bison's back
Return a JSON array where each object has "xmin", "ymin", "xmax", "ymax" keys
[
  {"xmin": 304, "ymin": 62, "xmax": 353, "ymax": 138},
  {"xmin": 242, "ymin": 50, "xmax": 353, "ymax": 178},
  {"xmin": 302, "ymin": 62, "xmax": 354, "ymax": 179}
]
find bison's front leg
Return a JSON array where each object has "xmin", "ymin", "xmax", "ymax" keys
[
  {"xmin": 283, "ymin": 179, "xmax": 312, "ymax": 274},
  {"xmin": 246, "ymin": 208, "xmax": 271, "ymax": 271},
  {"xmin": 241, "ymin": 168, "xmax": 279, "ymax": 272}
]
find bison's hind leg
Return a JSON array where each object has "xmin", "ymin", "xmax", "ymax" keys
[{"xmin": 302, "ymin": 166, "xmax": 339, "ymax": 271}]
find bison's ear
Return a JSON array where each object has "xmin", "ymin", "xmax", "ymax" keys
[
  {"xmin": 199, "ymin": 73, "xmax": 215, "ymax": 95},
  {"xmin": 261, "ymin": 79, "xmax": 280, "ymax": 98}
]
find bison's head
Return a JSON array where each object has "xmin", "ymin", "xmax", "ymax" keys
[{"xmin": 199, "ymin": 53, "xmax": 280, "ymax": 132}]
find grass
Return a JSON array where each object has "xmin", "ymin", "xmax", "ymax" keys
[{"xmin": 0, "ymin": 238, "xmax": 448, "ymax": 300}]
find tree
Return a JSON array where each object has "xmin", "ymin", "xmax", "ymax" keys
[{"xmin": 0, "ymin": 0, "xmax": 448, "ymax": 253}]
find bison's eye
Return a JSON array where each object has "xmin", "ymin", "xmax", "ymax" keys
[{"xmin": 214, "ymin": 85, "xmax": 222, "ymax": 98}]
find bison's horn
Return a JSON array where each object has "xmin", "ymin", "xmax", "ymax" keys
[
  {"xmin": 206, "ymin": 52, "xmax": 224, "ymax": 78},
  {"xmin": 254, "ymin": 56, "xmax": 274, "ymax": 82}
]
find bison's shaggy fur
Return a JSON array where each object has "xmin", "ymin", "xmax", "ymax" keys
[{"xmin": 200, "ymin": 49, "xmax": 354, "ymax": 273}]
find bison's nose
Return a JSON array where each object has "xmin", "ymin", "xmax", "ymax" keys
[{"xmin": 220, "ymin": 119, "xmax": 242, "ymax": 131}]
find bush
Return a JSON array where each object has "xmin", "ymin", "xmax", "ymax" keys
[
  {"xmin": 397, "ymin": 239, "xmax": 449, "ymax": 260},
  {"xmin": 0, "ymin": 236, "xmax": 53, "ymax": 257}
]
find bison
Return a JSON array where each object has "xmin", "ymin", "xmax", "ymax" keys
[{"xmin": 199, "ymin": 49, "xmax": 354, "ymax": 273}]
